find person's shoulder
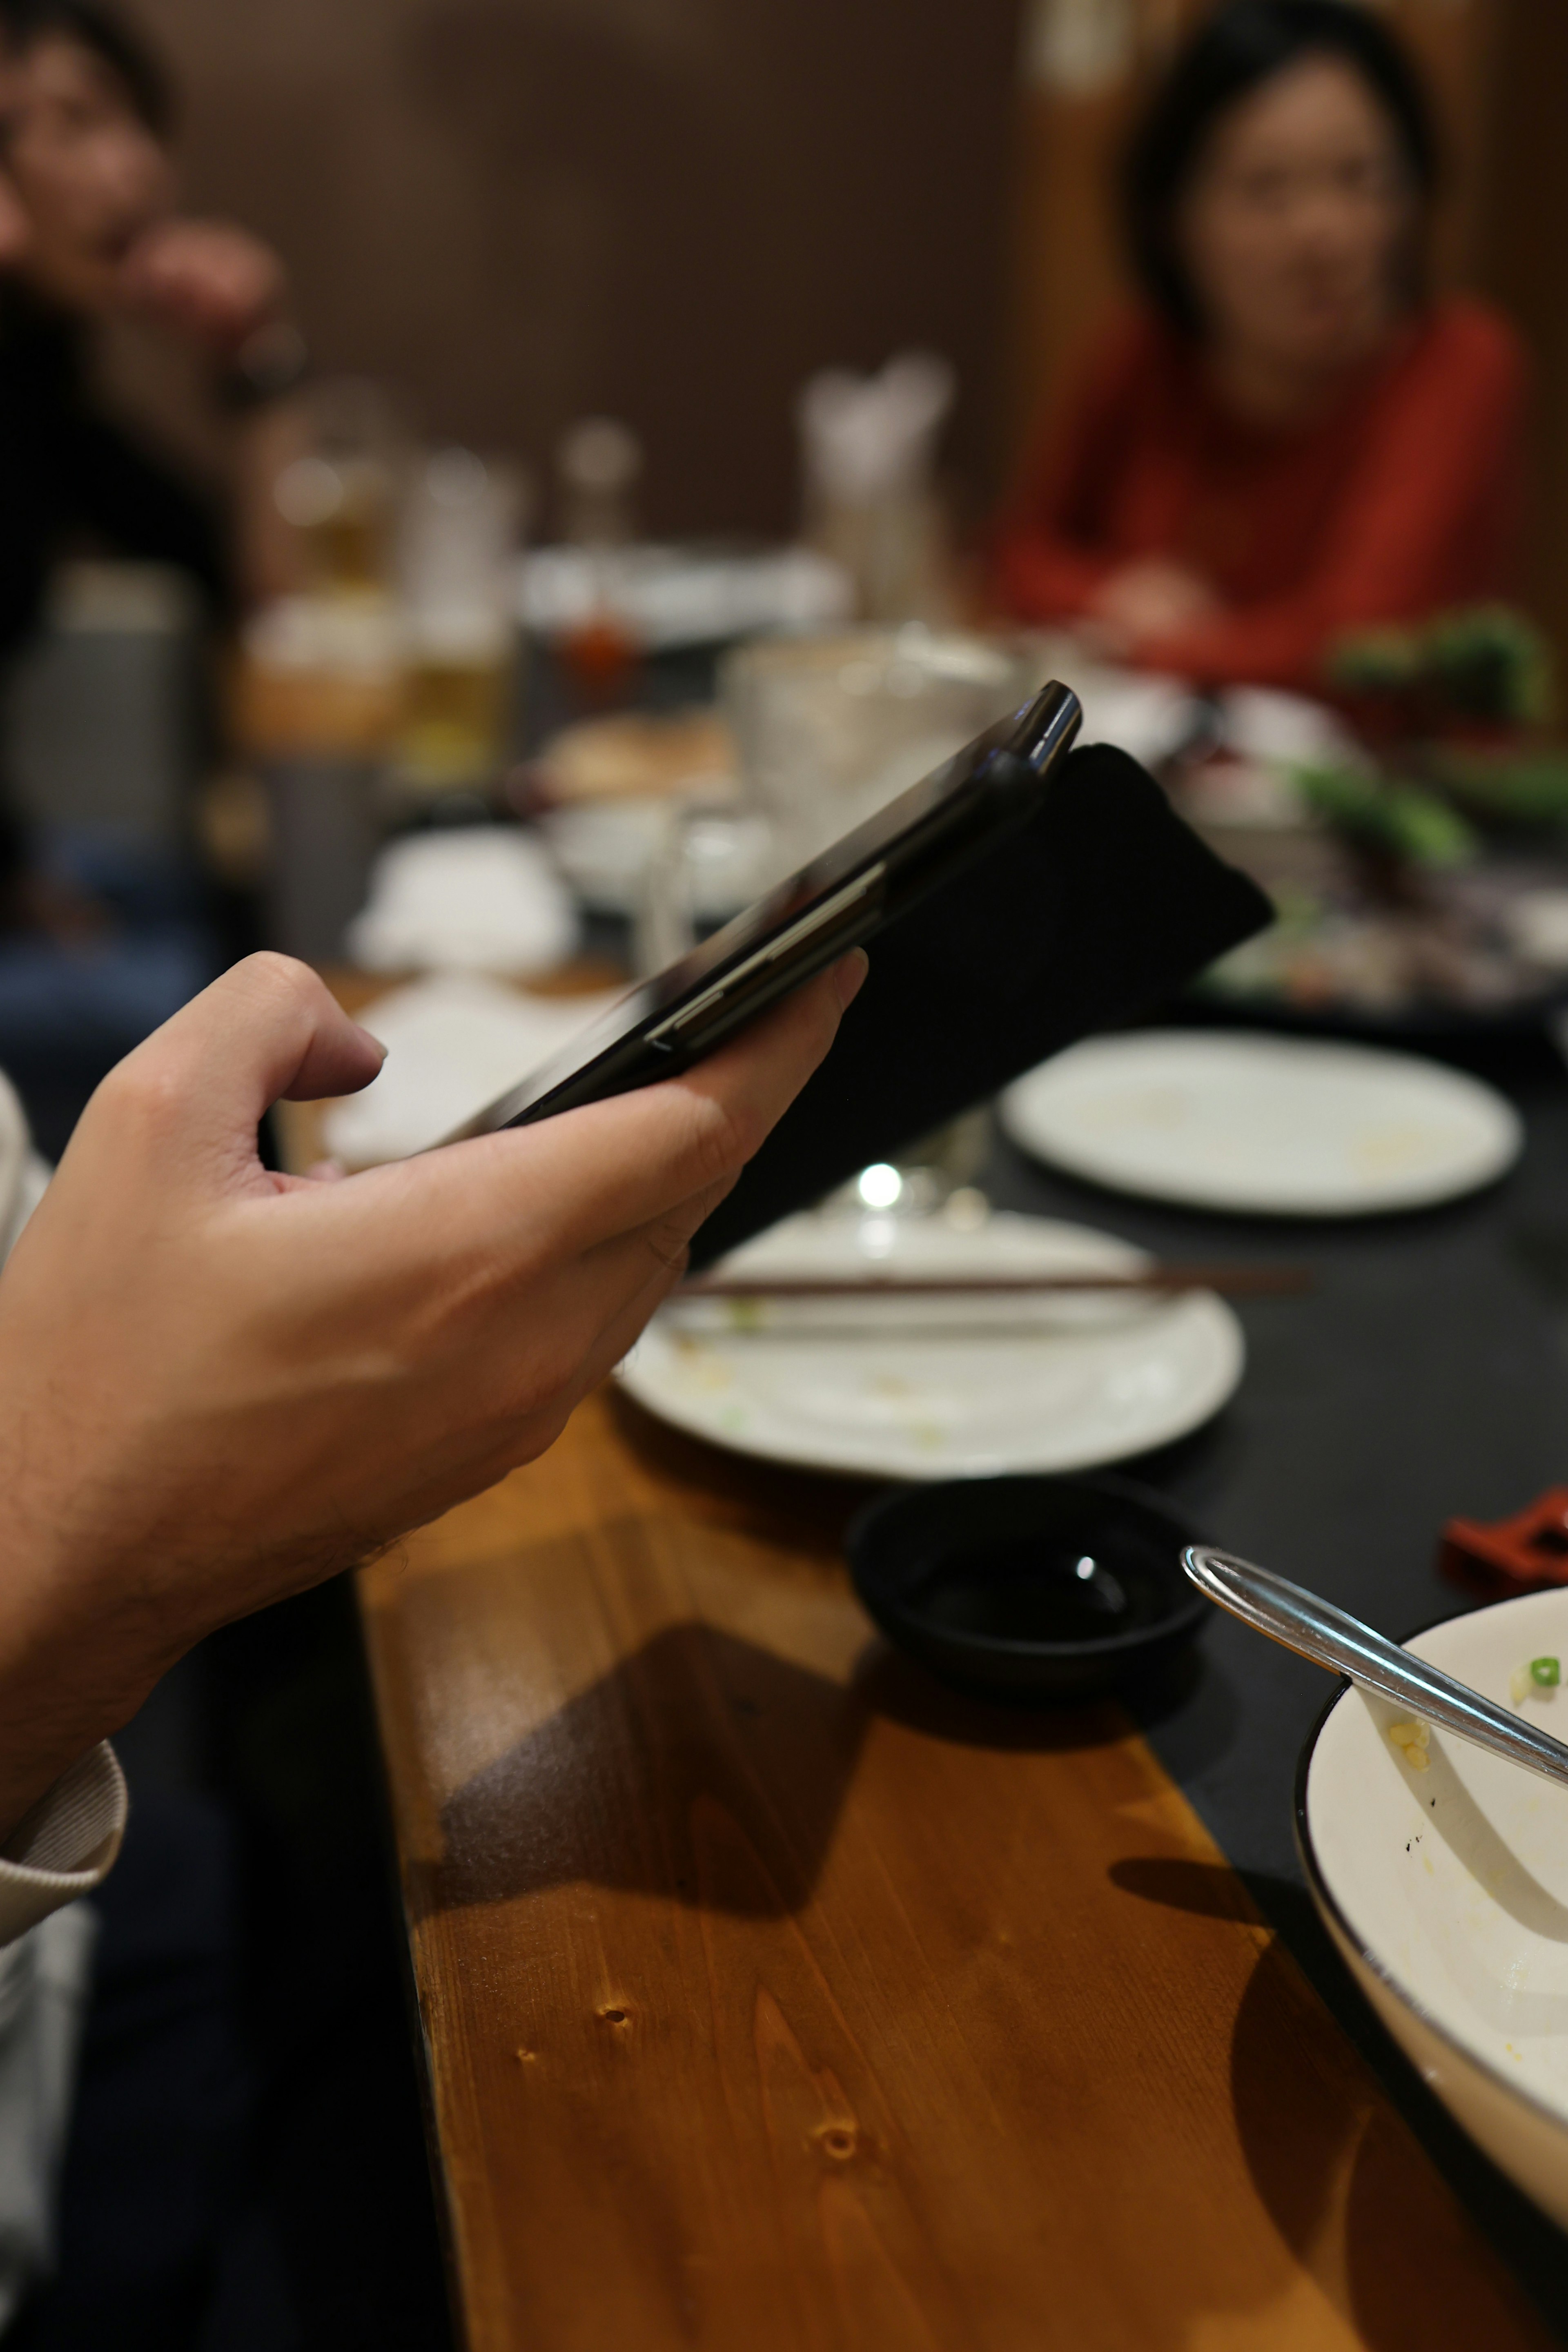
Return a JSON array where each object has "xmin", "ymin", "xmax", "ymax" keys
[{"xmin": 1412, "ymin": 296, "xmax": 1529, "ymax": 395}]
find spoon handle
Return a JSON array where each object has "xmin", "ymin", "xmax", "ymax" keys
[{"xmin": 1183, "ymin": 1546, "xmax": 1568, "ymax": 1793}]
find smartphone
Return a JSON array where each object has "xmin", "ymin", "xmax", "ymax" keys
[{"xmin": 448, "ymin": 679, "xmax": 1082, "ymax": 1138}]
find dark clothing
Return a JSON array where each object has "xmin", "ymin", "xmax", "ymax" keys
[
  {"xmin": 0, "ymin": 290, "xmax": 233, "ymax": 1139},
  {"xmin": 9, "ymin": 1586, "xmax": 456, "ymax": 2352},
  {"xmin": 5, "ymin": 1796, "xmax": 255, "ymax": 2352},
  {"xmin": 0, "ymin": 286, "xmax": 231, "ymax": 670}
]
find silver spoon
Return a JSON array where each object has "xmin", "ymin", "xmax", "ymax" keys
[{"xmin": 1183, "ymin": 1544, "xmax": 1568, "ymax": 1794}]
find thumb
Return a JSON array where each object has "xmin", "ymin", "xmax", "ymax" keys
[{"xmin": 100, "ymin": 953, "xmax": 385, "ymax": 1156}]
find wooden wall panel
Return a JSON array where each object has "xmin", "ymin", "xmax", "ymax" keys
[
  {"xmin": 130, "ymin": 0, "xmax": 1023, "ymax": 541},
  {"xmin": 1477, "ymin": 0, "xmax": 1568, "ymax": 670},
  {"xmin": 116, "ymin": 0, "xmax": 1561, "ymax": 639}
]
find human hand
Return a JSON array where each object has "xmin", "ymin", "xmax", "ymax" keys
[
  {"xmin": 117, "ymin": 216, "xmax": 289, "ymax": 359},
  {"xmin": 1081, "ymin": 559, "xmax": 1222, "ymax": 659},
  {"xmin": 0, "ymin": 949, "xmax": 864, "ymax": 1831}
]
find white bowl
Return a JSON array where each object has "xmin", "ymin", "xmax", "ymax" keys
[{"xmin": 1298, "ymin": 1586, "xmax": 1568, "ymax": 2225}]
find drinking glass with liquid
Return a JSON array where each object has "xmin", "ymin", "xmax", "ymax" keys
[{"xmin": 394, "ymin": 448, "xmax": 526, "ymax": 799}]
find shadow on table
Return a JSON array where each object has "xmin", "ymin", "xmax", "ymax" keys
[
  {"xmin": 429, "ymin": 1621, "xmax": 868, "ymax": 1921},
  {"xmin": 1232, "ymin": 1933, "xmax": 1567, "ymax": 2349},
  {"xmin": 608, "ymin": 1388, "xmax": 880, "ymax": 1546},
  {"xmin": 1114, "ymin": 1855, "xmax": 1568, "ymax": 2347},
  {"xmin": 1108, "ymin": 1853, "xmax": 1263, "ymax": 1922},
  {"xmin": 426, "ymin": 1616, "xmax": 1149, "ymax": 1926},
  {"xmin": 852, "ymin": 1639, "xmax": 1164, "ymax": 1750}
]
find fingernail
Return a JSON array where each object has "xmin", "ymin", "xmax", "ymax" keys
[
  {"xmin": 835, "ymin": 948, "xmax": 869, "ymax": 1010},
  {"xmin": 354, "ymin": 1025, "xmax": 389, "ymax": 1067}
]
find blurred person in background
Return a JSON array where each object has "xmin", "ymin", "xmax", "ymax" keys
[
  {"xmin": 0, "ymin": 0, "xmax": 306, "ymax": 928},
  {"xmin": 992, "ymin": 0, "xmax": 1528, "ymax": 696}
]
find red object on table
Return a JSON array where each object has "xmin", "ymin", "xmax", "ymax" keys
[
  {"xmin": 1439, "ymin": 1488, "xmax": 1568, "ymax": 1592},
  {"xmin": 557, "ymin": 612, "xmax": 641, "ymax": 702},
  {"xmin": 992, "ymin": 297, "xmax": 1528, "ymax": 695}
]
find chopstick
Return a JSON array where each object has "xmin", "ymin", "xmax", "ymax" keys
[{"xmin": 678, "ymin": 1265, "xmax": 1311, "ymax": 1301}]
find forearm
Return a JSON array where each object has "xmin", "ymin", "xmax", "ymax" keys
[
  {"xmin": 0, "ymin": 1534, "xmax": 171, "ymax": 1846},
  {"xmin": 0, "ymin": 1662, "xmax": 140, "ymax": 1856},
  {"xmin": 0, "ymin": 1386, "xmax": 216, "ymax": 1845}
]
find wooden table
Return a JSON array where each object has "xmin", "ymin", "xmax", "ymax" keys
[
  {"xmin": 273, "ymin": 970, "xmax": 1565, "ymax": 2349},
  {"xmin": 356, "ymin": 1395, "xmax": 1554, "ymax": 2351}
]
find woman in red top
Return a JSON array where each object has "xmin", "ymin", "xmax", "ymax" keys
[{"xmin": 993, "ymin": 0, "xmax": 1528, "ymax": 695}]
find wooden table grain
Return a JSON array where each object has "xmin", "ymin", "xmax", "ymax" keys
[{"xmin": 357, "ymin": 1391, "xmax": 1556, "ymax": 2352}]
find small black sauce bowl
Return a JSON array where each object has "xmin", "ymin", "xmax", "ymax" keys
[{"xmin": 845, "ymin": 1474, "xmax": 1207, "ymax": 1704}]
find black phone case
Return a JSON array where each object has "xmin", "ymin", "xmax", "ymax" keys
[{"xmin": 688, "ymin": 741, "xmax": 1272, "ymax": 1267}]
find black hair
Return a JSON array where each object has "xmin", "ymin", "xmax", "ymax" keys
[
  {"xmin": 0, "ymin": 0, "xmax": 172, "ymax": 138},
  {"xmin": 1123, "ymin": 0, "xmax": 1439, "ymax": 335}
]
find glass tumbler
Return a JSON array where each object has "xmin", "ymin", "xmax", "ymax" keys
[{"xmin": 720, "ymin": 624, "xmax": 1038, "ymax": 867}]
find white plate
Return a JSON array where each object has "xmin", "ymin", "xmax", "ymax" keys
[
  {"xmin": 616, "ymin": 1209, "xmax": 1244, "ymax": 1480},
  {"xmin": 322, "ymin": 974, "xmax": 621, "ymax": 1165},
  {"xmin": 1301, "ymin": 1588, "xmax": 1568, "ymax": 2230},
  {"xmin": 1000, "ymin": 1030, "xmax": 1522, "ymax": 1217}
]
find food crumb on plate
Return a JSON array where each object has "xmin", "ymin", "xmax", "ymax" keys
[
  {"xmin": 1510, "ymin": 1655, "xmax": 1560, "ymax": 1708},
  {"xmin": 1389, "ymin": 1718, "xmax": 1431, "ymax": 1771}
]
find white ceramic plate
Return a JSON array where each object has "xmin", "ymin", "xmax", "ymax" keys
[
  {"xmin": 1301, "ymin": 1588, "xmax": 1568, "ymax": 2229},
  {"xmin": 1000, "ymin": 1030, "xmax": 1522, "ymax": 1217},
  {"xmin": 322, "ymin": 974, "xmax": 621, "ymax": 1165},
  {"xmin": 616, "ymin": 1209, "xmax": 1244, "ymax": 1480}
]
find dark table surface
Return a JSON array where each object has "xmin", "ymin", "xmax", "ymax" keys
[{"xmin": 982, "ymin": 1022, "xmax": 1568, "ymax": 2326}]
